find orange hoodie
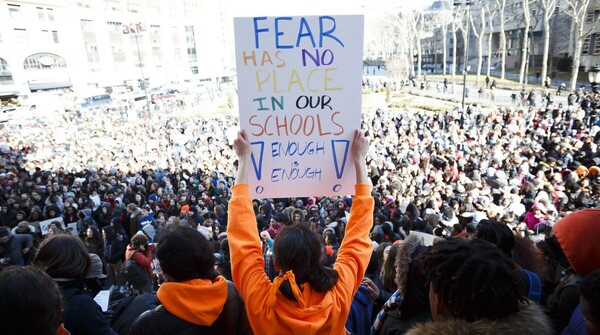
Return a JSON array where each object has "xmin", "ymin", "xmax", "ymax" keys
[
  {"xmin": 227, "ymin": 184, "xmax": 374, "ymax": 335},
  {"xmin": 554, "ymin": 208, "xmax": 600, "ymax": 277},
  {"xmin": 157, "ymin": 276, "xmax": 228, "ymax": 325}
]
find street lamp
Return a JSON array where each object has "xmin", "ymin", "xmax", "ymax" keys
[
  {"xmin": 587, "ymin": 63, "xmax": 600, "ymax": 94},
  {"xmin": 122, "ymin": 22, "xmax": 151, "ymax": 112}
]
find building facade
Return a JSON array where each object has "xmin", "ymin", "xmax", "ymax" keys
[{"xmin": 0, "ymin": 0, "xmax": 235, "ymax": 98}]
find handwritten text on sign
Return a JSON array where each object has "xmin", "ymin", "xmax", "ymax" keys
[{"xmin": 234, "ymin": 15, "xmax": 364, "ymax": 198}]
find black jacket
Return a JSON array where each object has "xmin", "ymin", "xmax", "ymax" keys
[
  {"xmin": 59, "ymin": 280, "xmax": 117, "ymax": 335},
  {"xmin": 130, "ymin": 281, "xmax": 252, "ymax": 335},
  {"xmin": 104, "ymin": 236, "xmax": 125, "ymax": 264}
]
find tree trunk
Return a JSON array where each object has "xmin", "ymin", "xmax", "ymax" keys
[
  {"xmin": 541, "ymin": 14, "xmax": 551, "ymax": 86},
  {"xmin": 570, "ymin": 22, "xmax": 583, "ymax": 91},
  {"xmin": 452, "ymin": 20, "xmax": 457, "ymax": 79},
  {"xmin": 499, "ymin": 16, "xmax": 506, "ymax": 79},
  {"xmin": 417, "ymin": 38, "xmax": 422, "ymax": 80},
  {"xmin": 487, "ymin": 10, "xmax": 494, "ymax": 77},
  {"xmin": 494, "ymin": 0, "xmax": 507, "ymax": 80},
  {"xmin": 443, "ymin": 24, "xmax": 448, "ymax": 75},
  {"xmin": 476, "ymin": 8, "xmax": 486, "ymax": 84},
  {"xmin": 519, "ymin": 0, "xmax": 531, "ymax": 85},
  {"xmin": 519, "ymin": 29, "xmax": 530, "ymax": 84}
]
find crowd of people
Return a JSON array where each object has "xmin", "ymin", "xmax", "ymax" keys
[{"xmin": 0, "ymin": 81, "xmax": 600, "ymax": 334}]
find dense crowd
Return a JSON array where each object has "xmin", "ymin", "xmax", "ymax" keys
[{"xmin": 0, "ymin": 86, "xmax": 599, "ymax": 335}]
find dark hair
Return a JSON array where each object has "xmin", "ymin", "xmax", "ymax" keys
[
  {"xmin": 131, "ymin": 233, "xmax": 148, "ymax": 248},
  {"xmin": 475, "ymin": 220, "xmax": 515, "ymax": 257},
  {"xmin": 157, "ymin": 225, "xmax": 218, "ymax": 282},
  {"xmin": 0, "ymin": 266, "xmax": 63, "ymax": 335},
  {"xmin": 34, "ymin": 234, "xmax": 91, "ymax": 279},
  {"xmin": 420, "ymin": 237, "xmax": 526, "ymax": 322},
  {"xmin": 274, "ymin": 223, "xmax": 338, "ymax": 301},
  {"xmin": 382, "ymin": 244, "xmax": 400, "ymax": 291},
  {"xmin": 580, "ymin": 269, "xmax": 600, "ymax": 322}
]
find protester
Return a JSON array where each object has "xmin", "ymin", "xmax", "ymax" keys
[
  {"xmin": 33, "ymin": 234, "xmax": 116, "ymax": 335},
  {"xmin": 130, "ymin": 225, "xmax": 251, "ymax": 334},
  {"xmin": 0, "ymin": 266, "xmax": 68, "ymax": 335},
  {"xmin": 0, "ymin": 225, "xmax": 33, "ymax": 267},
  {"xmin": 227, "ymin": 129, "xmax": 373, "ymax": 334},
  {"xmin": 123, "ymin": 233, "xmax": 155, "ymax": 293},
  {"xmin": 407, "ymin": 237, "xmax": 552, "ymax": 335}
]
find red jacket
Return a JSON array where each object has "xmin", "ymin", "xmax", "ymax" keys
[{"xmin": 125, "ymin": 244, "xmax": 156, "ymax": 275}]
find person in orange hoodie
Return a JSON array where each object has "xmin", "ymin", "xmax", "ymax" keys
[
  {"xmin": 228, "ymin": 129, "xmax": 374, "ymax": 335},
  {"xmin": 130, "ymin": 225, "xmax": 252, "ymax": 334}
]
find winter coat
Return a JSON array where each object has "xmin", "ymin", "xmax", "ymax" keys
[
  {"xmin": 125, "ymin": 244, "xmax": 156, "ymax": 276},
  {"xmin": 130, "ymin": 278, "xmax": 251, "ymax": 335},
  {"xmin": 405, "ymin": 303, "xmax": 552, "ymax": 335},
  {"xmin": 104, "ymin": 236, "xmax": 125, "ymax": 264},
  {"xmin": 58, "ymin": 280, "xmax": 116, "ymax": 335},
  {"xmin": 0, "ymin": 233, "xmax": 33, "ymax": 266}
]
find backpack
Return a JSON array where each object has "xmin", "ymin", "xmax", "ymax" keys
[{"xmin": 120, "ymin": 251, "xmax": 150, "ymax": 289}]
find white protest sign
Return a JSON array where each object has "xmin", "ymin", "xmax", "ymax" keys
[
  {"xmin": 409, "ymin": 231, "xmax": 437, "ymax": 247},
  {"xmin": 234, "ymin": 15, "xmax": 364, "ymax": 198},
  {"xmin": 39, "ymin": 217, "xmax": 64, "ymax": 236},
  {"xmin": 66, "ymin": 222, "xmax": 79, "ymax": 236}
]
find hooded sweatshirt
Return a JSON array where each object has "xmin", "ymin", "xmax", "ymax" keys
[
  {"xmin": 157, "ymin": 276, "xmax": 228, "ymax": 325},
  {"xmin": 553, "ymin": 208, "xmax": 600, "ymax": 277},
  {"xmin": 227, "ymin": 184, "xmax": 374, "ymax": 335}
]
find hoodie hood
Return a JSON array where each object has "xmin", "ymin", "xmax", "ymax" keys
[
  {"xmin": 264, "ymin": 270, "xmax": 335, "ymax": 333},
  {"xmin": 157, "ymin": 276, "xmax": 228, "ymax": 326},
  {"xmin": 554, "ymin": 208, "xmax": 600, "ymax": 276}
]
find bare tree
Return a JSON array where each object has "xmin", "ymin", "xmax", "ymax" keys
[
  {"xmin": 407, "ymin": 9, "xmax": 426, "ymax": 80},
  {"xmin": 565, "ymin": 0, "xmax": 600, "ymax": 91},
  {"xmin": 494, "ymin": 0, "xmax": 508, "ymax": 79},
  {"xmin": 470, "ymin": 3, "xmax": 487, "ymax": 84},
  {"xmin": 539, "ymin": 0, "xmax": 557, "ymax": 85},
  {"xmin": 518, "ymin": 0, "xmax": 532, "ymax": 85},
  {"xmin": 485, "ymin": 1, "xmax": 498, "ymax": 77}
]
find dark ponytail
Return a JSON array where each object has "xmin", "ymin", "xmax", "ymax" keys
[{"xmin": 275, "ymin": 223, "xmax": 339, "ymax": 302}]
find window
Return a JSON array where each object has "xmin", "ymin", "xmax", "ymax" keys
[
  {"xmin": 52, "ymin": 31, "xmax": 59, "ymax": 43},
  {"xmin": 37, "ymin": 7, "xmax": 46, "ymax": 21},
  {"xmin": 586, "ymin": 10, "xmax": 600, "ymax": 24},
  {"xmin": 23, "ymin": 53, "xmax": 67, "ymax": 70},
  {"xmin": 128, "ymin": 4, "xmax": 140, "ymax": 14},
  {"xmin": 47, "ymin": 8, "xmax": 55, "ymax": 22},
  {"xmin": 81, "ymin": 19, "xmax": 94, "ymax": 32},
  {"xmin": 0, "ymin": 58, "xmax": 13, "ymax": 83},
  {"xmin": 14, "ymin": 29, "xmax": 28, "ymax": 44},
  {"xmin": 583, "ymin": 34, "xmax": 596, "ymax": 55},
  {"xmin": 0, "ymin": 58, "xmax": 10, "ymax": 71},
  {"xmin": 8, "ymin": 4, "xmax": 22, "ymax": 20},
  {"xmin": 77, "ymin": 1, "xmax": 91, "ymax": 8},
  {"xmin": 191, "ymin": 66, "xmax": 198, "ymax": 74}
]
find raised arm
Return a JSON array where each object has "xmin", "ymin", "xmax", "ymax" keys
[
  {"xmin": 333, "ymin": 130, "xmax": 374, "ymax": 298},
  {"xmin": 352, "ymin": 129, "xmax": 372, "ymax": 186}
]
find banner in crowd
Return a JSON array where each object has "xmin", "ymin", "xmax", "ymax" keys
[
  {"xmin": 39, "ymin": 217, "xmax": 65, "ymax": 235},
  {"xmin": 234, "ymin": 15, "xmax": 364, "ymax": 198}
]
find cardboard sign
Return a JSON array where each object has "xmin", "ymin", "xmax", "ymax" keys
[
  {"xmin": 409, "ymin": 231, "xmax": 437, "ymax": 247},
  {"xmin": 234, "ymin": 15, "xmax": 364, "ymax": 198},
  {"xmin": 39, "ymin": 217, "xmax": 64, "ymax": 235},
  {"xmin": 66, "ymin": 222, "xmax": 79, "ymax": 236}
]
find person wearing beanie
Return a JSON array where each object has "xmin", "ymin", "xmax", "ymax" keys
[
  {"xmin": 0, "ymin": 226, "xmax": 33, "ymax": 267},
  {"xmin": 547, "ymin": 209, "xmax": 600, "ymax": 332}
]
